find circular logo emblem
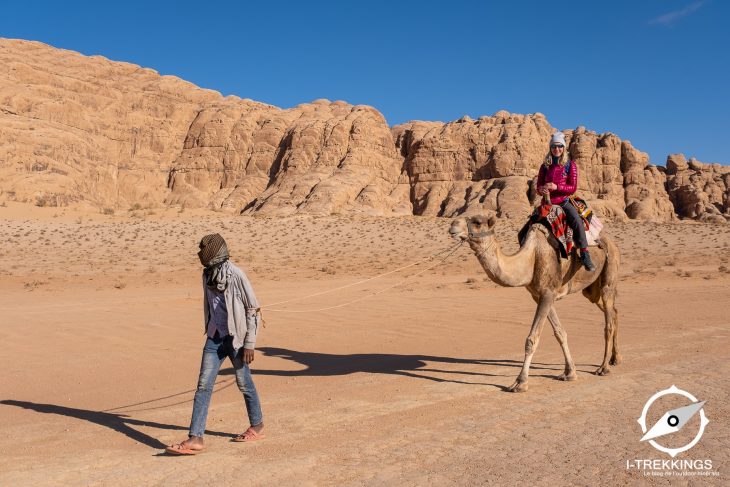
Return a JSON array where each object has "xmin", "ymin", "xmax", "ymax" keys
[{"xmin": 637, "ymin": 385, "xmax": 709, "ymax": 458}]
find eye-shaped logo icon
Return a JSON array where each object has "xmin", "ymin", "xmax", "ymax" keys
[{"xmin": 638, "ymin": 385, "xmax": 709, "ymax": 457}]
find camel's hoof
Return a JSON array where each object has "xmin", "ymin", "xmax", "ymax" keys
[
  {"xmin": 595, "ymin": 366, "xmax": 611, "ymax": 376},
  {"xmin": 507, "ymin": 381, "xmax": 528, "ymax": 393},
  {"xmin": 558, "ymin": 371, "xmax": 577, "ymax": 381},
  {"xmin": 610, "ymin": 355, "xmax": 622, "ymax": 366}
]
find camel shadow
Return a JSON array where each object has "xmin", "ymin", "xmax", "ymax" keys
[
  {"xmin": 0, "ymin": 400, "xmax": 231, "ymax": 449},
  {"xmin": 223, "ymin": 348, "xmax": 582, "ymax": 389},
  {"xmin": 451, "ymin": 357, "xmax": 602, "ymax": 380}
]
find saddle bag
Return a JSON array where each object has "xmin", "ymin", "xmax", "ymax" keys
[{"xmin": 568, "ymin": 196, "xmax": 593, "ymax": 221}]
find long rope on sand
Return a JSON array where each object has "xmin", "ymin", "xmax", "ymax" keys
[
  {"xmin": 103, "ymin": 378, "xmax": 236, "ymax": 413},
  {"xmin": 262, "ymin": 241, "xmax": 464, "ymax": 313},
  {"xmin": 103, "ymin": 243, "xmax": 465, "ymax": 413},
  {"xmin": 259, "ymin": 241, "xmax": 463, "ymax": 310}
]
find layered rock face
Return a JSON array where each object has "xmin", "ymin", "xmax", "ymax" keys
[
  {"xmin": 167, "ymin": 100, "xmax": 411, "ymax": 215},
  {"xmin": 393, "ymin": 112, "xmax": 551, "ymax": 219},
  {"xmin": 0, "ymin": 38, "xmax": 727, "ymax": 222},
  {"xmin": 665, "ymin": 154, "xmax": 730, "ymax": 223},
  {"xmin": 394, "ymin": 120, "xmax": 679, "ymax": 221},
  {"xmin": 0, "ymin": 38, "xmax": 222, "ymax": 209}
]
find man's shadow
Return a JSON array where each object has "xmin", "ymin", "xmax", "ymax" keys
[
  {"xmin": 0, "ymin": 400, "xmax": 231, "ymax": 449},
  {"xmin": 229, "ymin": 348, "xmax": 591, "ymax": 388}
]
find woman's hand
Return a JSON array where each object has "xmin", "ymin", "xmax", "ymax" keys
[
  {"xmin": 545, "ymin": 182, "xmax": 557, "ymax": 191},
  {"xmin": 537, "ymin": 185, "xmax": 549, "ymax": 195}
]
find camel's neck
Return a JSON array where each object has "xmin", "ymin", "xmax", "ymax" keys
[{"xmin": 469, "ymin": 230, "xmax": 536, "ymax": 287}]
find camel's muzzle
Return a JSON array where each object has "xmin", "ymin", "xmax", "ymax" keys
[{"xmin": 448, "ymin": 225, "xmax": 468, "ymax": 241}]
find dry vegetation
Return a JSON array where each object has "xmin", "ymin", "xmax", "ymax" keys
[{"xmin": 2, "ymin": 207, "xmax": 728, "ymax": 291}]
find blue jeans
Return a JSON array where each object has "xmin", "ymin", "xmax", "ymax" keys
[{"xmin": 189, "ymin": 335, "xmax": 263, "ymax": 437}]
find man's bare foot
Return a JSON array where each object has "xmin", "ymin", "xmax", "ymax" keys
[{"xmin": 165, "ymin": 436, "xmax": 205, "ymax": 455}]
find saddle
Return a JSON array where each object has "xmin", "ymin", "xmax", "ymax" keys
[{"xmin": 518, "ymin": 197, "xmax": 603, "ymax": 259}]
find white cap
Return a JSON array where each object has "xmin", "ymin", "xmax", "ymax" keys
[{"xmin": 550, "ymin": 132, "xmax": 566, "ymax": 147}]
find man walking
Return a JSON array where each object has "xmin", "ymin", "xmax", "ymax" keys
[{"xmin": 166, "ymin": 234, "xmax": 264, "ymax": 455}]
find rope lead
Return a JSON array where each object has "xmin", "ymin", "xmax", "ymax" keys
[{"xmin": 263, "ymin": 241, "xmax": 464, "ymax": 314}]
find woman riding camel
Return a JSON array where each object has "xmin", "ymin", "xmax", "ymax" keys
[{"xmin": 536, "ymin": 132, "xmax": 595, "ymax": 271}]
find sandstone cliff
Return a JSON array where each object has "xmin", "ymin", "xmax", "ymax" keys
[
  {"xmin": 167, "ymin": 99, "xmax": 411, "ymax": 215},
  {"xmin": 665, "ymin": 154, "xmax": 730, "ymax": 223},
  {"xmin": 0, "ymin": 38, "xmax": 727, "ymax": 222},
  {"xmin": 394, "ymin": 119, "xmax": 679, "ymax": 221},
  {"xmin": 0, "ymin": 39, "xmax": 223, "ymax": 209}
]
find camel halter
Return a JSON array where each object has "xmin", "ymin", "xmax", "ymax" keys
[
  {"xmin": 466, "ymin": 221, "xmax": 497, "ymax": 258},
  {"xmin": 467, "ymin": 221, "xmax": 496, "ymax": 240}
]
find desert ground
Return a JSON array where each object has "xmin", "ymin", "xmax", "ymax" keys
[{"xmin": 1, "ymin": 202, "xmax": 728, "ymax": 486}]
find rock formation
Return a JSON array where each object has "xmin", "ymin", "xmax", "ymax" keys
[
  {"xmin": 394, "ymin": 120, "xmax": 680, "ymax": 222},
  {"xmin": 393, "ymin": 112, "xmax": 551, "ymax": 219},
  {"xmin": 0, "ymin": 38, "xmax": 727, "ymax": 222},
  {"xmin": 621, "ymin": 141, "xmax": 676, "ymax": 222},
  {"xmin": 0, "ymin": 38, "xmax": 222, "ymax": 209},
  {"xmin": 167, "ymin": 99, "xmax": 411, "ymax": 215},
  {"xmin": 665, "ymin": 154, "xmax": 730, "ymax": 223}
]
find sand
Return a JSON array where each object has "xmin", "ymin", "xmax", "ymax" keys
[{"xmin": 0, "ymin": 202, "xmax": 728, "ymax": 486}]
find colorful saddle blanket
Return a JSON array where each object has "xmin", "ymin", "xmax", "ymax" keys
[{"xmin": 518, "ymin": 197, "xmax": 602, "ymax": 259}]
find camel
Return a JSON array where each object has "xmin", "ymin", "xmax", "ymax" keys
[{"xmin": 448, "ymin": 212, "xmax": 621, "ymax": 392}]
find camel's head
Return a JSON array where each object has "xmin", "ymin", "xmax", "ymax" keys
[{"xmin": 449, "ymin": 213, "xmax": 497, "ymax": 243}]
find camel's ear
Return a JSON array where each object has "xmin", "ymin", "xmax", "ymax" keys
[{"xmin": 487, "ymin": 215, "xmax": 497, "ymax": 229}]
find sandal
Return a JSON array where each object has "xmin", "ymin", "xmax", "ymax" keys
[
  {"xmin": 232, "ymin": 427, "xmax": 266, "ymax": 442},
  {"xmin": 164, "ymin": 440, "xmax": 204, "ymax": 455}
]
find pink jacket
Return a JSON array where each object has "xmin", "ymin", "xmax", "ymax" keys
[{"xmin": 537, "ymin": 160, "xmax": 577, "ymax": 204}]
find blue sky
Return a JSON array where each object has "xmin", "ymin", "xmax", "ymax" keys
[{"xmin": 1, "ymin": 1, "xmax": 728, "ymax": 164}]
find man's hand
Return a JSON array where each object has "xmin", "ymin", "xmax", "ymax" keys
[{"xmin": 243, "ymin": 348, "xmax": 255, "ymax": 364}]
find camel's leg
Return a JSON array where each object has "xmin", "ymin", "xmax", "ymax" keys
[
  {"xmin": 609, "ymin": 301, "xmax": 621, "ymax": 366},
  {"xmin": 596, "ymin": 286, "xmax": 618, "ymax": 376},
  {"xmin": 508, "ymin": 295, "xmax": 552, "ymax": 393},
  {"xmin": 547, "ymin": 307, "xmax": 577, "ymax": 381}
]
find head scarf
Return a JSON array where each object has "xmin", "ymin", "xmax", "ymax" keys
[{"xmin": 198, "ymin": 233, "xmax": 230, "ymax": 291}]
